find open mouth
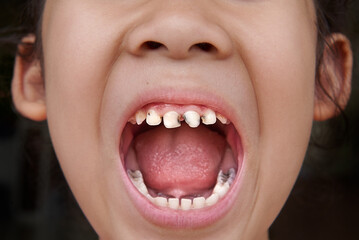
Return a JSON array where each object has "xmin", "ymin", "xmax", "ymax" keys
[{"xmin": 119, "ymin": 102, "xmax": 244, "ymax": 228}]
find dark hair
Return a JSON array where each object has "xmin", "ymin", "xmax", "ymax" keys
[{"xmin": 0, "ymin": 0, "xmax": 44, "ymax": 60}]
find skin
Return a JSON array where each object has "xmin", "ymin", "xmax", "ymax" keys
[{"xmin": 11, "ymin": 0, "xmax": 353, "ymax": 239}]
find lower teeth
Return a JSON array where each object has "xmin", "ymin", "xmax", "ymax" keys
[{"xmin": 127, "ymin": 168, "xmax": 236, "ymax": 210}]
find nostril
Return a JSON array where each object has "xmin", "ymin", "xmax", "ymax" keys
[
  {"xmin": 143, "ymin": 41, "xmax": 165, "ymax": 50},
  {"xmin": 192, "ymin": 42, "xmax": 216, "ymax": 53},
  {"xmin": 136, "ymin": 40, "xmax": 221, "ymax": 58}
]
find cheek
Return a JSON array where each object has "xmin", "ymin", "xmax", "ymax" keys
[
  {"xmin": 41, "ymin": 1, "xmax": 124, "ymax": 227},
  {"xmin": 229, "ymin": 1, "xmax": 317, "ymax": 230},
  {"xmin": 42, "ymin": 1, "xmax": 119, "ymax": 164},
  {"xmin": 252, "ymin": 34, "xmax": 316, "ymax": 204},
  {"xmin": 250, "ymin": 8, "xmax": 317, "ymax": 170}
]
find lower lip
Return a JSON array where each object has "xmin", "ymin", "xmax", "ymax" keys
[{"xmin": 118, "ymin": 129, "xmax": 244, "ymax": 229}]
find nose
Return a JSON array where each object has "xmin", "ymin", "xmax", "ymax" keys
[{"xmin": 125, "ymin": 4, "xmax": 233, "ymax": 60}]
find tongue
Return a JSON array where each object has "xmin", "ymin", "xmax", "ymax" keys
[{"xmin": 133, "ymin": 124, "xmax": 226, "ymax": 198}]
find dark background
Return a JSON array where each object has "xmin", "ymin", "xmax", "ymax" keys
[{"xmin": 0, "ymin": 1, "xmax": 358, "ymax": 239}]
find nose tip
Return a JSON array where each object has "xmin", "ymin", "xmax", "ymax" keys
[{"xmin": 125, "ymin": 12, "xmax": 233, "ymax": 59}]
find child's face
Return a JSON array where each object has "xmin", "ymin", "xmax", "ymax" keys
[{"xmin": 15, "ymin": 0, "xmax": 351, "ymax": 239}]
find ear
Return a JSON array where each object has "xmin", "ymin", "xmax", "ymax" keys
[
  {"xmin": 314, "ymin": 33, "xmax": 353, "ymax": 121},
  {"xmin": 12, "ymin": 34, "xmax": 46, "ymax": 121}
]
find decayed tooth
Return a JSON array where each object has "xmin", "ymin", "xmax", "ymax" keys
[
  {"xmin": 205, "ymin": 193, "xmax": 219, "ymax": 206},
  {"xmin": 155, "ymin": 197, "xmax": 168, "ymax": 207},
  {"xmin": 228, "ymin": 168, "xmax": 236, "ymax": 185},
  {"xmin": 168, "ymin": 198, "xmax": 180, "ymax": 210},
  {"xmin": 146, "ymin": 109, "xmax": 162, "ymax": 126},
  {"xmin": 217, "ymin": 170, "xmax": 226, "ymax": 184},
  {"xmin": 213, "ymin": 182, "xmax": 230, "ymax": 198},
  {"xmin": 183, "ymin": 111, "xmax": 200, "ymax": 128},
  {"xmin": 163, "ymin": 111, "xmax": 181, "ymax": 129},
  {"xmin": 135, "ymin": 110, "xmax": 147, "ymax": 125},
  {"xmin": 193, "ymin": 197, "xmax": 206, "ymax": 209},
  {"xmin": 127, "ymin": 170, "xmax": 149, "ymax": 195},
  {"xmin": 201, "ymin": 109, "xmax": 216, "ymax": 125},
  {"xmin": 216, "ymin": 113, "xmax": 230, "ymax": 124},
  {"xmin": 128, "ymin": 169, "xmax": 142, "ymax": 179},
  {"xmin": 181, "ymin": 199, "xmax": 192, "ymax": 211}
]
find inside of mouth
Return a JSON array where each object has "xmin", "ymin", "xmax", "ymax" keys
[{"xmin": 120, "ymin": 107, "xmax": 241, "ymax": 208}]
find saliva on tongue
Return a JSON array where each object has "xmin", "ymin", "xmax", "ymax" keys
[{"xmin": 133, "ymin": 124, "xmax": 226, "ymax": 199}]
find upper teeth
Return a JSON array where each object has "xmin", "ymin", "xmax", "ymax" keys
[
  {"xmin": 135, "ymin": 110, "xmax": 147, "ymax": 125},
  {"xmin": 163, "ymin": 111, "xmax": 181, "ymax": 129},
  {"xmin": 216, "ymin": 113, "xmax": 230, "ymax": 124},
  {"xmin": 129, "ymin": 107, "xmax": 229, "ymax": 128},
  {"xmin": 183, "ymin": 111, "xmax": 200, "ymax": 128},
  {"xmin": 146, "ymin": 109, "xmax": 162, "ymax": 126},
  {"xmin": 201, "ymin": 109, "xmax": 217, "ymax": 125},
  {"xmin": 127, "ymin": 168, "xmax": 236, "ymax": 210}
]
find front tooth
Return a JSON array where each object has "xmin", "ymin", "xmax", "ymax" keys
[
  {"xmin": 205, "ymin": 193, "xmax": 219, "ymax": 206},
  {"xmin": 201, "ymin": 109, "xmax": 216, "ymax": 125},
  {"xmin": 183, "ymin": 111, "xmax": 200, "ymax": 128},
  {"xmin": 154, "ymin": 197, "xmax": 168, "ymax": 207},
  {"xmin": 213, "ymin": 182, "xmax": 230, "ymax": 198},
  {"xmin": 168, "ymin": 198, "xmax": 179, "ymax": 210},
  {"xmin": 181, "ymin": 199, "xmax": 192, "ymax": 210},
  {"xmin": 163, "ymin": 111, "xmax": 181, "ymax": 128},
  {"xmin": 135, "ymin": 110, "xmax": 147, "ymax": 125},
  {"xmin": 146, "ymin": 109, "xmax": 162, "ymax": 126},
  {"xmin": 193, "ymin": 197, "xmax": 205, "ymax": 209},
  {"xmin": 216, "ymin": 113, "xmax": 229, "ymax": 124}
]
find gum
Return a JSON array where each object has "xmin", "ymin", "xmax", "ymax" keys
[{"xmin": 130, "ymin": 103, "xmax": 223, "ymax": 122}]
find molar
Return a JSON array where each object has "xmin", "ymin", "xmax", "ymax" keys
[
  {"xmin": 228, "ymin": 168, "xmax": 236, "ymax": 185},
  {"xmin": 216, "ymin": 113, "xmax": 230, "ymax": 125},
  {"xmin": 138, "ymin": 182, "xmax": 149, "ymax": 195},
  {"xmin": 205, "ymin": 193, "xmax": 219, "ymax": 206},
  {"xmin": 128, "ymin": 169, "xmax": 142, "ymax": 179},
  {"xmin": 213, "ymin": 181, "xmax": 230, "ymax": 198}
]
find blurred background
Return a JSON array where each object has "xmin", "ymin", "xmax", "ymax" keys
[{"xmin": 0, "ymin": 1, "xmax": 358, "ymax": 239}]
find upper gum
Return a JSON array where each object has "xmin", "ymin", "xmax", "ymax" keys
[{"xmin": 140, "ymin": 103, "xmax": 218, "ymax": 117}]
